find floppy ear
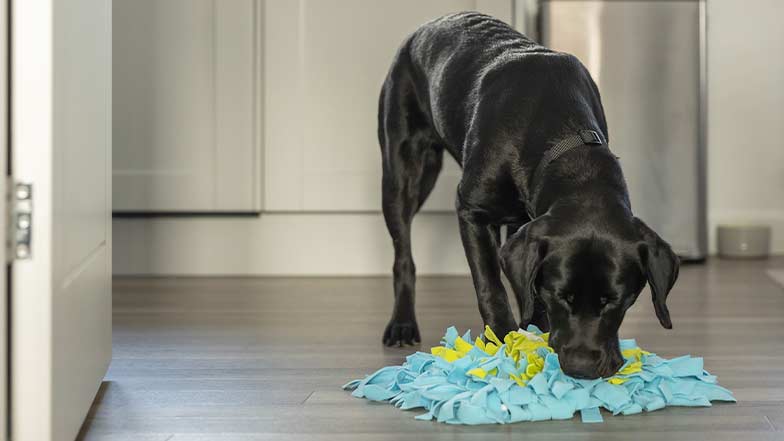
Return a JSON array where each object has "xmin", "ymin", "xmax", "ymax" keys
[
  {"xmin": 499, "ymin": 217, "xmax": 549, "ymax": 327},
  {"xmin": 634, "ymin": 217, "xmax": 680, "ymax": 329}
]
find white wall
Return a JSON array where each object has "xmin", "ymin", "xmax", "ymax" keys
[
  {"xmin": 114, "ymin": 0, "xmax": 784, "ymax": 276},
  {"xmin": 706, "ymin": 0, "xmax": 784, "ymax": 254}
]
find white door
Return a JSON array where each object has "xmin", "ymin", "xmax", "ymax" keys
[{"xmin": 10, "ymin": 0, "xmax": 112, "ymax": 440}]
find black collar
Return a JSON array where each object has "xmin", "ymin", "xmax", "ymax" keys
[{"xmin": 525, "ymin": 130, "xmax": 607, "ymax": 219}]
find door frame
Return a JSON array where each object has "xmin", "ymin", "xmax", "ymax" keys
[{"xmin": 0, "ymin": 0, "xmax": 8, "ymax": 438}]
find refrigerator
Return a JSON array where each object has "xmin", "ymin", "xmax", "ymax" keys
[{"xmin": 532, "ymin": 0, "xmax": 707, "ymax": 260}]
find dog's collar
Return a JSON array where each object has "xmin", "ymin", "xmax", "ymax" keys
[{"xmin": 525, "ymin": 130, "xmax": 607, "ymax": 219}]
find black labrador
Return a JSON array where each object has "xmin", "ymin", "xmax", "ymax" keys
[{"xmin": 378, "ymin": 12, "xmax": 679, "ymax": 379}]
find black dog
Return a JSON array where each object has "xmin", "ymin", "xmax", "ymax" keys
[{"xmin": 378, "ymin": 12, "xmax": 679, "ymax": 379}]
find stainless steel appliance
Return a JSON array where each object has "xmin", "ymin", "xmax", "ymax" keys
[{"xmin": 535, "ymin": 0, "xmax": 707, "ymax": 260}]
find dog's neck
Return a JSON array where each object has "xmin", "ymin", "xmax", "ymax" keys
[{"xmin": 530, "ymin": 145, "xmax": 632, "ymax": 220}]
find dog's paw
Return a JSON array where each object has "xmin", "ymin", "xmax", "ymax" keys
[{"xmin": 383, "ymin": 319, "xmax": 421, "ymax": 347}]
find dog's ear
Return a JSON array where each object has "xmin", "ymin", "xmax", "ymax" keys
[
  {"xmin": 634, "ymin": 217, "xmax": 680, "ymax": 329},
  {"xmin": 500, "ymin": 216, "xmax": 550, "ymax": 327}
]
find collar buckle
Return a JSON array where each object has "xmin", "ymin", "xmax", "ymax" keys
[{"xmin": 580, "ymin": 130, "xmax": 603, "ymax": 145}]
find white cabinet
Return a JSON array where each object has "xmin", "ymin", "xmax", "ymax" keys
[
  {"xmin": 263, "ymin": 0, "xmax": 512, "ymax": 211},
  {"xmin": 113, "ymin": 0, "xmax": 512, "ymax": 213},
  {"xmin": 113, "ymin": 0, "xmax": 262, "ymax": 212}
]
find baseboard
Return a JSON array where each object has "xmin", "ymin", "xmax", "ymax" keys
[
  {"xmin": 114, "ymin": 210, "xmax": 784, "ymax": 276},
  {"xmin": 112, "ymin": 212, "xmax": 472, "ymax": 276}
]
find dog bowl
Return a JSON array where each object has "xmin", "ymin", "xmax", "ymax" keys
[{"xmin": 717, "ymin": 224, "xmax": 771, "ymax": 259}]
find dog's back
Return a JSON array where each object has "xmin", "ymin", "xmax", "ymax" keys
[{"xmin": 396, "ymin": 12, "xmax": 607, "ymax": 159}]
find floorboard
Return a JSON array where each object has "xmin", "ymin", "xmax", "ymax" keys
[{"xmin": 79, "ymin": 258, "xmax": 784, "ymax": 440}]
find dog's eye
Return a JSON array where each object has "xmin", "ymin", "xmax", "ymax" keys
[
  {"xmin": 599, "ymin": 296, "xmax": 610, "ymax": 307},
  {"xmin": 565, "ymin": 293, "xmax": 575, "ymax": 305}
]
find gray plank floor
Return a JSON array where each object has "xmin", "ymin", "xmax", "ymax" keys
[{"xmin": 80, "ymin": 258, "xmax": 784, "ymax": 440}]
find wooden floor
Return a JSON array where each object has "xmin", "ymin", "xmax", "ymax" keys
[{"xmin": 80, "ymin": 258, "xmax": 784, "ymax": 440}]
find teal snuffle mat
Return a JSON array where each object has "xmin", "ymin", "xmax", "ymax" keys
[{"xmin": 343, "ymin": 325, "xmax": 735, "ymax": 424}]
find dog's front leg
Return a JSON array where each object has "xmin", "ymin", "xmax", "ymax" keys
[{"xmin": 457, "ymin": 206, "xmax": 518, "ymax": 337}]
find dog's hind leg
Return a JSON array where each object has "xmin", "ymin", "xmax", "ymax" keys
[{"xmin": 379, "ymin": 75, "xmax": 444, "ymax": 346}]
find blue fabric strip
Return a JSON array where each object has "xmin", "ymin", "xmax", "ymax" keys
[{"xmin": 580, "ymin": 407, "xmax": 604, "ymax": 423}]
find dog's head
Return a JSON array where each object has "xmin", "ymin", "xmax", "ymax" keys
[{"xmin": 500, "ymin": 213, "xmax": 679, "ymax": 379}]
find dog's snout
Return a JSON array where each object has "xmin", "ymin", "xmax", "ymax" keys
[
  {"xmin": 559, "ymin": 347, "xmax": 603, "ymax": 379},
  {"xmin": 559, "ymin": 346, "xmax": 625, "ymax": 379}
]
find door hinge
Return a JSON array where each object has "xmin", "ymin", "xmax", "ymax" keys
[{"xmin": 7, "ymin": 179, "xmax": 32, "ymax": 261}]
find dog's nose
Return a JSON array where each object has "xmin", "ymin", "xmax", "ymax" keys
[{"xmin": 559, "ymin": 347, "xmax": 604, "ymax": 379}]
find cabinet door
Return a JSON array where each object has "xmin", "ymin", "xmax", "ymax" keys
[
  {"xmin": 113, "ymin": 0, "xmax": 262, "ymax": 212},
  {"xmin": 264, "ymin": 0, "xmax": 513, "ymax": 211}
]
